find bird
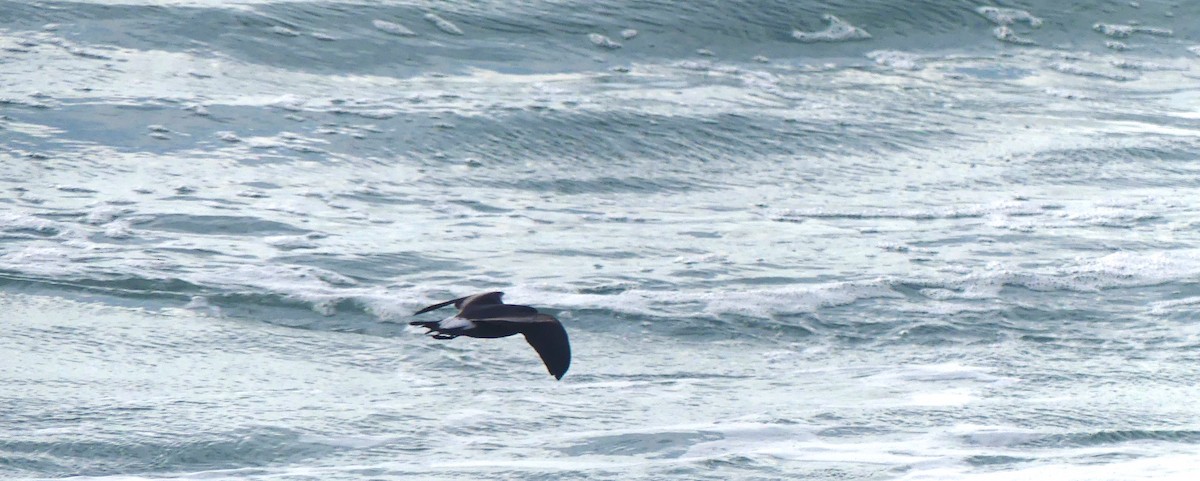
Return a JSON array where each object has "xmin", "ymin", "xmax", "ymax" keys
[{"xmin": 410, "ymin": 291, "xmax": 571, "ymax": 380}]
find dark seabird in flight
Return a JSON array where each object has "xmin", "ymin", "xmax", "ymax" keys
[{"xmin": 410, "ymin": 291, "xmax": 571, "ymax": 380}]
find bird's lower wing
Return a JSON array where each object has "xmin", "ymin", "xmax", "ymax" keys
[{"xmin": 519, "ymin": 320, "xmax": 571, "ymax": 380}]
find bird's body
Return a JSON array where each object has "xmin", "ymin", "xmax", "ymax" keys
[{"xmin": 410, "ymin": 291, "xmax": 571, "ymax": 380}]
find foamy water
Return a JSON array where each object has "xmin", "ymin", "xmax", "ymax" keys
[{"xmin": 3, "ymin": 0, "xmax": 1200, "ymax": 479}]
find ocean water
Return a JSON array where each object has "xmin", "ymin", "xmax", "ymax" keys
[{"xmin": 3, "ymin": 0, "xmax": 1200, "ymax": 479}]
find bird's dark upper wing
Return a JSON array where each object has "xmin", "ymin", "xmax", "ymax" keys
[
  {"xmin": 414, "ymin": 296, "xmax": 466, "ymax": 315},
  {"xmin": 459, "ymin": 291, "xmax": 506, "ymax": 311},
  {"xmin": 414, "ymin": 291, "xmax": 505, "ymax": 315},
  {"xmin": 518, "ymin": 315, "xmax": 571, "ymax": 380},
  {"xmin": 461, "ymin": 303, "xmax": 537, "ymax": 321}
]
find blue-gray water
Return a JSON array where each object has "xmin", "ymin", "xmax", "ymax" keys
[{"xmin": 3, "ymin": 0, "xmax": 1200, "ymax": 479}]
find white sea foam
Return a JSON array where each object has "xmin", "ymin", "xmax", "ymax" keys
[
  {"xmin": 497, "ymin": 278, "xmax": 903, "ymax": 319},
  {"xmin": 792, "ymin": 15, "xmax": 871, "ymax": 43},
  {"xmin": 1071, "ymin": 250, "xmax": 1200, "ymax": 287},
  {"xmin": 588, "ymin": 33, "xmax": 621, "ymax": 49},
  {"xmin": 772, "ymin": 200, "xmax": 1040, "ymax": 221},
  {"xmin": 297, "ymin": 433, "xmax": 397, "ymax": 449},
  {"xmin": 369, "ymin": 278, "xmax": 875, "ymax": 324},
  {"xmin": 1150, "ymin": 296, "xmax": 1200, "ymax": 314},
  {"xmin": 673, "ymin": 253, "xmax": 730, "ymax": 265},
  {"xmin": 83, "ymin": 206, "xmax": 127, "ymax": 225},
  {"xmin": 699, "ymin": 280, "xmax": 902, "ymax": 317},
  {"xmin": 182, "ymin": 295, "xmax": 223, "ymax": 317},
  {"xmin": 907, "ymin": 388, "xmax": 974, "ymax": 406},
  {"xmin": 1056, "ymin": 206, "xmax": 1161, "ymax": 226},
  {"xmin": 1093, "ymin": 23, "xmax": 1173, "ymax": 38},
  {"xmin": 5, "ymin": 4, "xmax": 1200, "ymax": 481},
  {"xmin": 101, "ymin": 220, "xmax": 134, "ymax": 239},
  {"xmin": 0, "ymin": 244, "xmax": 85, "ymax": 277},
  {"xmin": 1050, "ymin": 62, "xmax": 1138, "ymax": 81},
  {"xmin": 993, "ymin": 26, "xmax": 1036, "ymax": 45},
  {"xmin": 867, "ymin": 50, "xmax": 920, "ymax": 70},
  {"xmin": 925, "ymin": 248, "xmax": 1200, "ymax": 299},
  {"xmin": 976, "ymin": 7, "xmax": 1043, "ymax": 27},
  {"xmin": 373, "ymin": 19, "xmax": 416, "ymax": 36},
  {"xmin": 265, "ymin": 234, "xmax": 322, "ymax": 250},
  {"xmin": 424, "ymin": 13, "xmax": 463, "ymax": 35},
  {"xmin": 948, "ymin": 424, "xmax": 1044, "ymax": 448},
  {"xmin": 0, "ymin": 212, "xmax": 76, "ymax": 238},
  {"xmin": 873, "ymin": 363, "xmax": 1003, "ymax": 383},
  {"xmin": 271, "ymin": 25, "xmax": 300, "ymax": 37},
  {"xmin": 189, "ymin": 264, "xmax": 363, "ymax": 314},
  {"xmin": 899, "ymin": 449, "xmax": 1200, "ymax": 481}
]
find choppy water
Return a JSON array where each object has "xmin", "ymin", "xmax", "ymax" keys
[{"xmin": 3, "ymin": 0, "xmax": 1200, "ymax": 479}]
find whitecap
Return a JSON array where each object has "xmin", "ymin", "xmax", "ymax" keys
[
  {"xmin": 1071, "ymin": 250, "xmax": 1200, "ymax": 288},
  {"xmin": 266, "ymin": 234, "xmax": 321, "ymax": 250},
  {"xmin": 452, "ymin": 279, "xmax": 902, "ymax": 321},
  {"xmin": 0, "ymin": 245, "xmax": 81, "ymax": 277},
  {"xmin": 992, "ymin": 26, "xmax": 1035, "ymax": 45},
  {"xmin": 867, "ymin": 50, "xmax": 920, "ymax": 70},
  {"xmin": 271, "ymin": 26, "xmax": 300, "ymax": 37},
  {"xmin": 976, "ymin": 6, "xmax": 1042, "ymax": 27},
  {"xmin": 1150, "ymin": 296, "xmax": 1200, "ymax": 314},
  {"xmin": 373, "ymin": 19, "xmax": 416, "ymax": 37},
  {"xmin": 588, "ymin": 33, "xmax": 621, "ymax": 49},
  {"xmin": 102, "ymin": 220, "xmax": 134, "ymax": 239},
  {"xmin": 792, "ymin": 15, "xmax": 871, "ymax": 43},
  {"xmin": 183, "ymin": 296, "xmax": 222, "ymax": 317},
  {"xmin": 0, "ymin": 212, "xmax": 68, "ymax": 237},
  {"xmin": 1050, "ymin": 62, "xmax": 1138, "ymax": 81},
  {"xmin": 84, "ymin": 206, "xmax": 126, "ymax": 225},
  {"xmin": 1093, "ymin": 22, "xmax": 1172, "ymax": 38},
  {"xmin": 183, "ymin": 103, "xmax": 209, "ymax": 116},
  {"xmin": 424, "ymin": 13, "xmax": 463, "ymax": 35}
]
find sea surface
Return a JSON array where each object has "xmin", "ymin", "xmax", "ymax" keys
[{"xmin": 3, "ymin": 0, "xmax": 1200, "ymax": 479}]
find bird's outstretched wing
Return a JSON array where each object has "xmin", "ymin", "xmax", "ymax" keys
[
  {"xmin": 459, "ymin": 291, "xmax": 506, "ymax": 311},
  {"xmin": 518, "ymin": 315, "xmax": 571, "ymax": 380},
  {"xmin": 414, "ymin": 291, "xmax": 504, "ymax": 315},
  {"xmin": 462, "ymin": 303, "xmax": 538, "ymax": 320}
]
